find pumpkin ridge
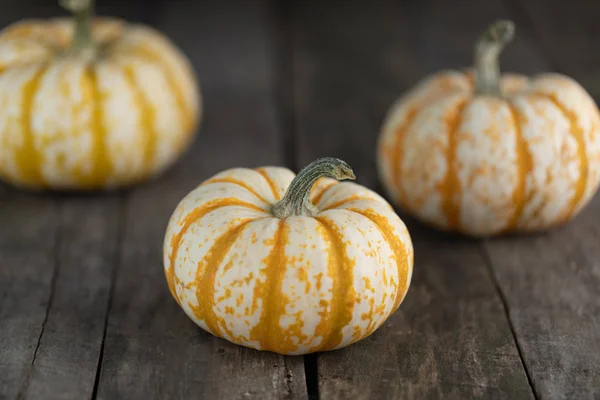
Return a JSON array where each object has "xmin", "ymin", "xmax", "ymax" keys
[
  {"xmin": 16, "ymin": 64, "xmax": 48, "ymax": 186},
  {"xmin": 204, "ymin": 177, "xmax": 269, "ymax": 204},
  {"xmin": 311, "ymin": 180, "xmax": 338, "ymax": 206},
  {"xmin": 128, "ymin": 45, "xmax": 195, "ymax": 140},
  {"xmin": 321, "ymin": 194, "xmax": 374, "ymax": 211},
  {"xmin": 122, "ymin": 64, "xmax": 156, "ymax": 179},
  {"xmin": 256, "ymin": 167, "xmax": 281, "ymax": 201},
  {"xmin": 190, "ymin": 218, "xmax": 254, "ymax": 338},
  {"xmin": 88, "ymin": 66, "xmax": 110, "ymax": 186},
  {"xmin": 249, "ymin": 219, "xmax": 295, "ymax": 353},
  {"xmin": 313, "ymin": 216, "xmax": 356, "ymax": 351},
  {"xmin": 506, "ymin": 101, "xmax": 532, "ymax": 230},
  {"xmin": 534, "ymin": 92, "xmax": 589, "ymax": 222},
  {"xmin": 346, "ymin": 207, "xmax": 409, "ymax": 312},
  {"xmin": 307, "ymin": 221, "xmax": 336, "ymax": 353},
  {"xmin": 390, "ymin": 107, "xmax": 419, "ymax": 207},
  {"xmin": 166, "ymin": 198, "xmax": 266, "ymax": 303},
  {"xmin": 442, "ymin": 98, "xmax": 469, "ymax": 231}
]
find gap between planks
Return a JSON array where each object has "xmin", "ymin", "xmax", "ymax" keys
[
  {"xmin": 91, "ymin": 195, "xmax": 127, "ymax": 400},
  {"xmin": 16, "ymin": 200, "xmax": 62, "ymax": 400},
  {"xmin": 479, "ymin": 243, "xmax": 539, "ymax": 400}
]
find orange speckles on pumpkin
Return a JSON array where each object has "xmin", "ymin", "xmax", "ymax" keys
[
  {"xmin": 129, "ymin": 44, "xmax": 196, "ymax": 140},
  {"xmin": 15, "ymin": 65, "xmax": 47, "ymax": 186},
  {"xmin": 248, "ymin": 220, "xmax": 287, "ymax": 351},
  {"xmin": 315, "ymin": 272, "xmax": 324, "ymax": 291},
  {"xmin": 312, "ymin": 217, "xmax": 357, "ymax": 352},
  {"xmin": 362, "ymin": 277, "xmax": 375, "ymax": 293},
  {"xmin": 216, "ymin": 288, "xmax": 232, "ymax": 302},
  {"xmin": 123, "ymin": 64, "xmax": 157, "ymax": 178},
  {"xmin": 506, "ymin": 102, "xmax": 533, "ymax": 230},
  {"xmin": 536, "ymin": 92, "xmax": 588, "ymax": 222},
  {"xmin": 189, "ymin": 219, "xmax": 252, "ymax": 337},
  {"xmin": 224, "ymin": 306, "xmax": 234, "ymax": 315},
  {"xmin": 390, "ymin": 108, "xmax": 419, "ymax": 205},
  {"xmin": 87, "ymin": 66, "xmax": 111, "ymax": 187},
  {"xmin": 167, "ymin": 198, "xmax": 263, "ymax": 304},
  {"xmin": 347, "ymin": 207, "xmax": 409, "ymax": 311},
  {"xmin": 441, "ymin": 98, "xmax": 469, "ymax": 230}
]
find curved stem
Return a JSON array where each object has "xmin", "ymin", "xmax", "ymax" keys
[
  {"xmin": 60, "ymin": 0, "xmax": 96, "ymax": 57},
  {"xmin": 272, "ymin": 157, "xmax": 356, "ymax": 218},
  {"xmin": 474, "ymin": 20, "xmax": 515, "ymax": 96}
]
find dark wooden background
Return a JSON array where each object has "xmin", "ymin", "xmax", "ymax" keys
[{"xmin": 1, "ymin": 0, "xmax": 599, "ymax": 399}]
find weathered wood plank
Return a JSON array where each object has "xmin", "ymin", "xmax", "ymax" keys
[
  {"xmin": 482, "ymin": 1, "xmax": 600, "ymax": 398},
  {"xmin": 0, "ymin": 2, "xmax": 163, "ymax": 399},
  {"xmin": 0, "ymin": 194, "xmax": 59, "ymax": 399},
  {"xmin": 288, "ymin": 0, "xmax": 534, "ymax": 398},
  {"xmin": 18, "ymin": 196, "xmax": 122, "ymax": 400},
  {"xmin": 95, "ymin": 1, "xmax": 306, "ymax": 399}
]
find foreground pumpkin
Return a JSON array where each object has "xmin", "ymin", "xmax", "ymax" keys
[
  {"xmin": 163, "ymin": 157, "xmax": 414, "ymax": 355},
  {"xmin": 377, "ymin": 20, "xmax": 600, "ymax": 236},
  {"xmin": 0, "ymin": 0, "xmax": 200, "ymax": 190}
]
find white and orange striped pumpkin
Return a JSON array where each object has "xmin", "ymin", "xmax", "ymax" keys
[
  {"xmin": 163, "ymin": 157, "xmax": 414, "ymax": 355},
  {"xmin": 0, "ymin": 0, "xmax": 200, "ymax": 190},
  {"xmin": 377, "ymin": 20, "xmax": 600, "ymax": 236}
]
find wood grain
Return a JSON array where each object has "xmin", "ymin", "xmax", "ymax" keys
[
  {"xmin": 0, "ymin": 193, "xmax": 59, "ymax": 399},
  {"xmin": 94, "ymin": 1, "xmax": 306, "ymax": 399},
  {"xmin": 0, "ymin": 3, "xmax": 127, "ymax": 399},
  {"xmin": 486, "ymin": 0, "xmax": 600, "ymax": 398},
  {"xmin": 288, "ymin": 0, "xmax": 534, "ymax": 398}
]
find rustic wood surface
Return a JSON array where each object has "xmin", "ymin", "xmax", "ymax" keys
[{"xmin": 0, "ymin": 0, "xmax": 599, "ymax": 399}]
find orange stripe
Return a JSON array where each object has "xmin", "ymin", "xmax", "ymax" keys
[
  {"xmin": 442, "ymin": 99, "xmax": 468, "ymax": 230},
  {"xmin": 390, "ymin": 108, "xmax": 419, "ymax": 206},
  {"xmin": 314, "ymin": 217, "xmax": 356, "ymax": 351},
  {"xmin": 16, "ymin": 65, "xmax": 47, "ymax": 186},
  {"xmin": 322, "ymin": 194, "xmax": 370, "ymax": 211},
  {"xmin": 166, "ymin": 198, "xmax": 265, "ymax": 303},
  {"xmin": 256, "ymin": 168, "xmax": 281, "ymax": 201},
  {"xmin": 123, "ymin": 64, "xmax": 157, "ymax": 177},
  {"xmin": 347, "ymin": 208, "xmax": 410, "ymax": 312},
  {"xmin": 249, "ymin": 220, "xmax": 299, "ymax": 353},
  {"xmin": 88, "ymin": 66, "xmax": 110, "ymax": 186},
  {"xmin": 311, "ymin": 180, "xmax": 337, "ymax": 206},
  {"xmin": 204, "ymin": 177, "xmax": 268, "ymax": 204},
  {"xmin": 190, "ymin": 219, "xmax": 253, "ymax": 337},
  {"xmin": 130, "ymin": 46, "xmax": 195, "ymax": 141},
  {"xmin": 506, "ymin": 102, "xmax": 532, "ymax": 230},
  {"xmin": 536, "ymin": 93, "xmax": 589, "ymax": 222}
]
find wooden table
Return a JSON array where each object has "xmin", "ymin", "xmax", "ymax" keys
[{"xmin": 1, "ymin": 0, "xmax": 599, "ymax": 399}]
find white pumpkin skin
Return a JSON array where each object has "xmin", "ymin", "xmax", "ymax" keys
[
  {"xmin": 0, "ymin": 14, "xmax": 200, "ymax": 190},
  {"xmin": 377, "ymin": 22, "xmax": 600, "ymax": 237},
  {"xmin": 163, "ymin": 160, "xmax": 414, "ymax": 355}
]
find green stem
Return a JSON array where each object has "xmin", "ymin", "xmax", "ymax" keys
[
  {"xmin": 474, "ymin": 20, "xmax": 515, "ymax": 96},
  {"xmin": 60, "ymin": 0, "xmax": 95, "ymax": 56},
  {"xmin": 272, "ymin": 157, "xmax": 356, "ymax": 218}
]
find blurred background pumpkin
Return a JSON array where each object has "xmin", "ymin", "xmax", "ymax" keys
[
  {"xmin": 0, "ymin": 0, "xmax": 201, "ymax": 190},
  {"xmin": 377, "ymin": 20, "xmax": 600, "ymax": 237}
]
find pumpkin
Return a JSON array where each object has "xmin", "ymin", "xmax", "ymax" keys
[
  {"xmin": 377, "ymin": 20, "xmax": 600, "ymax": 236},
  {"xmin": 0, "ymin": 0, "xmax": 200, "ymax": 190},
  {"xmin": 163, "ymin": 157, "xmax": 414, "ymax": 355}
]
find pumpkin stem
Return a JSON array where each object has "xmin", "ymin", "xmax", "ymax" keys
[
  {"xmin": 474, "ymin": 20, "xmax": 515, "ymax": 96},
  {"xmin": 272, "ymin": 157, "xmax": 356, "ymax": 218},
  {"xmin": 60, "ymin": 0, "xmax": 96, "ymax": 58}
]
